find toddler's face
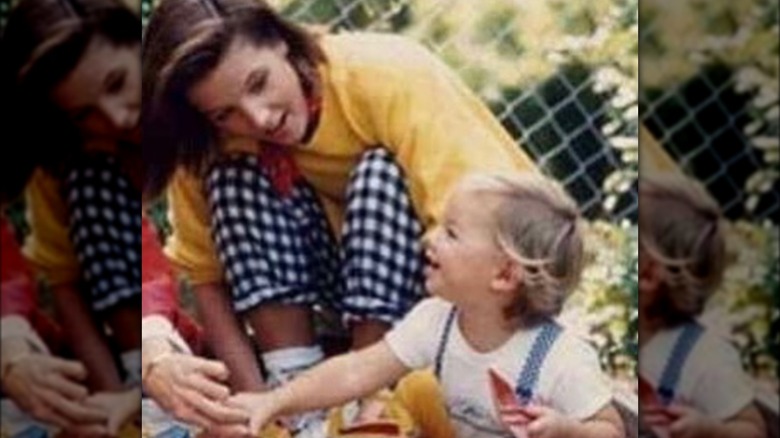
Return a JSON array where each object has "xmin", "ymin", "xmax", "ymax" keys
[{"xmin": 424, "ymin": 184, "xmax": 505, "ymax": 303}]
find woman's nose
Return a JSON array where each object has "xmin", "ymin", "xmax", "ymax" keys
[
  {"xmin": 240, "ymin": 100, "xmax": 275, "ymax": 134},
  {"xmin": 99, "ymin": 98, "xmax": 138, "ymax": 131}
]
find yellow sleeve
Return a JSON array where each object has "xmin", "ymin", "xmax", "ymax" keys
[
  {"xmin": 640, "ymin": 124, "xmax": 680, "ymax": 173},
  {"xmin": 352, "ymin": 53, "xmax": 539, "ymax": 227},
  {"xmin": 23, "ymin": 170, "xmax": 80, "ymax": 286},
  {"xmin": 164, "ymin": 169, "xmax": 224, "ymax": 285}
]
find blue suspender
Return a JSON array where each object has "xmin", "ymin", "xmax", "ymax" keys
[
  {"xmin": 515, "ymin": 322, "xmax": 562, "ymax": 404},
  {"xmin": 657, "ymin": 323, "xmax": 704, "ymax": 405},
  {"xmin": 433, "ymin": 305, "xmax": 562, "ymax": 403},
  {"xmin": 434, "ymin": 306, "xmax": 457, "ymax": 379}
]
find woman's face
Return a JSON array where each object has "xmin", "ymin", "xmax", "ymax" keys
[
  {"xmin": 188, "ymin": 38, "xmax": 310, "ymax": 146},
  {"xmin": 51, "ymin": 35, "xmax": 141, "ymax": 145}
]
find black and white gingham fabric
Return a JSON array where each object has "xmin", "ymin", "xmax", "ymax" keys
[
  {"xmin": 206, "ymin": 149, "xmax": 424, "ymax": 324},
  {"xmin": 207, "ymin": 154, "xmax": 340, "ymax": 313},
  {"xmin": 66, "ymin": 155, "xmax": 141, "ymax": 313},
  {"xmin": 340, "ymin": 148, "xmax": 424, "ymax": 323}
]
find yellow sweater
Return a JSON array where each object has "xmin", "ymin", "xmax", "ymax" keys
[
  {"xmin": 166, "ymin": 32, "xmax": 538, "ymax": 285},
  {"xmin": 23, "ymin": 170, "xmax": 80, "ymax": 286}
]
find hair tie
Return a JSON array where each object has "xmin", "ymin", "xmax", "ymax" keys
[
  {"xmin": 692, "ymin": 219, "xmax": 717, "ymax": 255},
  {"xmin": 551, "ymin": 219, "xmax": 575, "ymax": 255},
  {"xmin": 198, "ymin": 0, "xmax": 223, "ymax": 17},
  {"xmin": 57, "ymin": 0, "xmax": 81, "ymax": 17}
]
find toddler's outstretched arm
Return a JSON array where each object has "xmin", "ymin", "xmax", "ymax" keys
[{"xmin": 228, "ymin": 340, "xmax": 409, "ymax": 433}]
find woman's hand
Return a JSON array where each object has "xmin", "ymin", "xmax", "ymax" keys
[
  {"xmin": 1, "ymin": 337, "xmax": 108, "ymax": 432},
  {"xmin": 142, "ymin": 338, "xmax": 249, "ymax": 433}
]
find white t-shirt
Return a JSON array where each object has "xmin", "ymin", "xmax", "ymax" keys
[
  {"xmin": 385, "ymin": 298, "xmax": 613, "ymax": 438},
  {"xmin": 639, "ymin": 325, "xmax": 755, "ymax": 420}
]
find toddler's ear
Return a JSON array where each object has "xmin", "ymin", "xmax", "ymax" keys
[
  {"xmin": 638, "ymin": 248, "xmax": 662, "ymax": 293},
  {"xmin": 491, "ymin": 258, "xmax": 522, "ymax": 293}
]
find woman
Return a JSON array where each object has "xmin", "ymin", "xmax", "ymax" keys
[
  {"xmin": 0, "ymin": 0, "xmax": 142, "ymax": 434},
  {"xmin": 143, "ymin": 0, "xmax": 538, "ymax": 433}
]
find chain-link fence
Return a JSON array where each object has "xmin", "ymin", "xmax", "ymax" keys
[{"xmin": 639, "ymin": 0, "xmax": 778, "ymax": 223}]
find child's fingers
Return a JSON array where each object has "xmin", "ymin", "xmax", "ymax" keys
[
  {"xmin": 642, "ymin": 413, "xmax": 671, "ymax": 427},
  {"xmin": 180, "ymin": 387, "xmax": 249, "ymax": 424},
  {"xmin": 249, "ymin": 415, "xmax": 276, "ymax": 437},
  {"xmin": 107, "ymin": 412, "xmax": 126, "ymax": 436},
  {"xmin": 499, "ymin": 406, "xmax": 531, "ymax": 426},
  {"xmin": 664, "ymin": 404, "xmax": 693, "ymax": 419},
  {"xmin": 354, "ymin": 397, "xmax": 387, "ymax": 424},
  {"xmin": 526, "ymin": 417, "xmax": 546, "ymax": 436},
  {"xmin": 520, "ymin": 404, "xmax": 552, "ymax": 419},
  {"xmin": 508, "ymin": 424, "xmax": 529, "ymax": 438}
]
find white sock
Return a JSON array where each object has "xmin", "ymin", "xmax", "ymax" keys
[
  {"xmin": 262, "ymin": 345, "xmax": 324, "ymax": 387},
  {"xmin": 262, "ymin": 346, "xmax": 326, "ymax": 436},
  {"xmin": 120, "ymin": 349, "xmax": 142, "ymax": 386}
]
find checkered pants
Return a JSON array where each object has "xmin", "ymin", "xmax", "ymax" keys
[
  {"xmin": 207, "ymin": 149, "xmax": 424, "ymax": 324},
  {"xmin": 65, "ymin": 155, "xmax": 141, "ymax": 313}
]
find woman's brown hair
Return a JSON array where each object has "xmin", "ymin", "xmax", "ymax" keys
[
  {"xmin": 142, "ymin": 0, "xmax": 325, "ymax": 199},
  {"xmin": 0, "ymin": 0, "xmax": 140, "ymax": 203}
]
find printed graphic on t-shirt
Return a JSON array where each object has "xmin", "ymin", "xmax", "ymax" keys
[{"xmin": 448, "ymin": 396, "xmax": 513, "ymax": 438}]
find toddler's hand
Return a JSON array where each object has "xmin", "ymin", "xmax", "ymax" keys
[
  {"xmin": 227, "ymin": 391, "xmax": 282, "ymax": 435},
  {"xmin": 84, "ymin": 387, "xmax": 141, "ymax": 436},
  {"xmin": 664, "ymin": 404, "xmax": 715, "ymax": 438},
  {"xmin": 522, "ymin": 405, "xmax": 576, "ymax": 438}
]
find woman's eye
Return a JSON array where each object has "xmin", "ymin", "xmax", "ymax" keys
[
  {"xmin": 105, "ymin": 70, "xmax": 126, "ymax": 95},
  {"xmin": 213, "ymin": 108, "xmax": 233, "ymax": 124},
  {"xmin": 248, "ymin": 72, "xmax": 268, "ymax": 95}
]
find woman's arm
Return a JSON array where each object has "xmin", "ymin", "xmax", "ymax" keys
[
  {"xmin": 52, "ymin": 283, "xmax": 124, "ymax": 391},
  {"xmin": 1, "ymin": 316, "xmax": 108, "ymax": 431},
  {"xmin": 142, "ymin": 320, "xmax": 249, "ymax": 433},
  {"xmin": 193, "ymin": 282, "xmax": 266, "ymax": 392}
]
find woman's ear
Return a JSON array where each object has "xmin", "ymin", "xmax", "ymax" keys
[{"xmin": 491, "ymin": 257, "xmax": 522, "ymax": 293}]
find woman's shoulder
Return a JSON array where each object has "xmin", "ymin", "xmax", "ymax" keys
[{"xmin": 321, "ymin": 32, "xmax": 443, "ymax": 77}]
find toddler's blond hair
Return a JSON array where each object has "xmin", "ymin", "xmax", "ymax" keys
[
  {"xmin": 462, "ymin": 173, "xmax": 584, "ymax": 321},
  {"xmin": 639, "ymin": 172, "xmax": 727, "ymax": 319}
]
